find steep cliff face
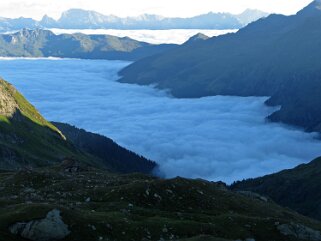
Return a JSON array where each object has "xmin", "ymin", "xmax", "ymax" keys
[{"xmin": 0, "ymin": 82, "xmax": 18, "ymax": 117}]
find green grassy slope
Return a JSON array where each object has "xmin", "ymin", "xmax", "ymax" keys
[
  {"xmin": 0, "ymin": 78, "xmax": 98, "ymax": 169},
  {"xmin": 0, "ymin": 78, "xmax": 156, "ymax": 173},
  {"xmin": 0, "ymin": 77, "xmax": 62, "ymax": 134}
]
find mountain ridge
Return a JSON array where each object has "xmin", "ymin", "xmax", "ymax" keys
[
  {"xmin": 0, "ymin": 78, "xmax": 63, "ymax": 136},
  {"xmin": 52, "ymin": 122, "xmax": 156, "ymax": 174},
  {"xmin": 118, "ymin": 0, "xmax": 321, "ymax": 133},
  {"xmin": 231, "ymin": 156, "xmax": 321, "ymax": 221},
  {"xmin": 0, "ymin": 8, "xmax": 269, "ymax": 31},
  {"xmin": 0, "ymin": 78, "xmax": 78, "ymax": 169},
  {"xmin": 0, "ymin": 28, "xmax": 176, "ymax": 60},
  {"xmin": 0, "ymin": 78, "xmax": 157, "ymax": 174}
]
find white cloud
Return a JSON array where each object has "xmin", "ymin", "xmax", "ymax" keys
[
  {"xmin": 0, "ymin": 0, "xmax": 313, "ymax": 20},
  {"xmin": 0, "ymin": 56, "xmax": 321, "ymax": 184}
]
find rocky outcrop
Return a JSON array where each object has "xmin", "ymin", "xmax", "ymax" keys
[
  {"xmin": 277, "ymin": 223, "xmax": 321, "ymax": 240},
  {"xmin": 9, "ymin": 209, "xmax": 70, "ymax": 241},
  {"xmin": 0, "ymin": 80, "xmax": 18, "ymax": 117},
  {"xmin": 61, "ymin": 157, "xmax": 84, "ymax": 173}
]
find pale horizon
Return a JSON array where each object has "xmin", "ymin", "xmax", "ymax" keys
[{"xmin": 0, "ymin": 0, "xmax": 313, "ymax": 20}]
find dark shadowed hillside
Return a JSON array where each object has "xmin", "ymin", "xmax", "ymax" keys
[
  {"xmin": 231, "ymin": 157, "xmax": 321, "ymax": 221},
  {"xmin": 0, "ymin": 29, "xmax": 176, "ymax": 61},
  {"xmin": 53, "ymin": 122, "xmax": 156, "ymax": 174},
  {"xmin": 119, "ymin": 0, "xmax": 321, "ymax": 132}
]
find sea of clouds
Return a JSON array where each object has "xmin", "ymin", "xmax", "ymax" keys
[
  {"xmin": 48, "ymin": 28, "xmax": 237, "ymax": 44},
  {"xmin": 1, "ymin": 58, "xmax": 321, "ymax": 183}
]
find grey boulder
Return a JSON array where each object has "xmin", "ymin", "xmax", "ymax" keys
[
  {"xmin": 9, "ymin": 209, "xmax": 70, "ymax": 241},
  {"xmin": 277, "ymin": 222, "xmax": 321, "ymax": 241}
]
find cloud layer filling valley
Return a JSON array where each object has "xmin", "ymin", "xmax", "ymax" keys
[{"xmin": 1, "ymin": 58, "xmax": 321, "ymax": 183}]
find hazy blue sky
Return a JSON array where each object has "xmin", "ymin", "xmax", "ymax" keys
[{"xmin": 0, "ymin": 0, "xmax": 313, "ymax": 19}]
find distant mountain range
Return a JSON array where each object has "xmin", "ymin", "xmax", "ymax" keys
[
  {"xmin": 119, "ymin": 0, "xmax": 321, "ymax": 133},
  {"xmin": 0, "ymin": 9, "xmax": 269, "ymax": 31},
  {"xmin": 0, "ymin": 28, "xmax": 176, "ymax": 60}
]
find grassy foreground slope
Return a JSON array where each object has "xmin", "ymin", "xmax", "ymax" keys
[{"xmin": 1, "ymin": 167, "xmax": 321, "ymax": 241}]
